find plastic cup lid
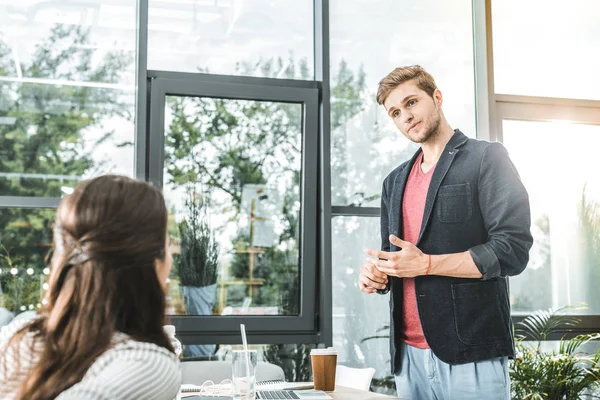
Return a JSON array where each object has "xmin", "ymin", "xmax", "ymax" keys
[
  {"xmin": 163, "ymin": 325, "xmax": 175, "ymax": 336},
  {"xmin": 310, "ymin": 347, "xmax": 337, "ymax": 355}
]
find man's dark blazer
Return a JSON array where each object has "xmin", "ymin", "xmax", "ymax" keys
[{"xmin": 378, "ymin": 130, "xmax": 533, "ymax": 374}]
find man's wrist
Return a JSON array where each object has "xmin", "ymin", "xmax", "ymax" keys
[{"xmin": 424, "ymin": 253, "xmax": 432, "ymax": 275}]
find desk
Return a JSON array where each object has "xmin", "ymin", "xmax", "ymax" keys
[
  {"xmin": 329, "ymin": 386, "xmax": 404, "ymax": 399},
  {"xmin": 182, "ymin": 385, "xmax": 405, "ymax": 400}
]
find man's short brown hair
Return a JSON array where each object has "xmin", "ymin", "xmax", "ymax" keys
[{"xmin": 376, "ymin": 65, "xmax": 438, "ymax": 105}]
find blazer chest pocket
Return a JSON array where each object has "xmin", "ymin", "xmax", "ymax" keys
[{"xmin": 437, "ymin": 183, "xmax": 472, "ymax": 223}]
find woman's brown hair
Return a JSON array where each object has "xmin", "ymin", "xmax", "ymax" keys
[{"xmin": 7, "ymin": 175, "xmax": 173, "ymax": 399}]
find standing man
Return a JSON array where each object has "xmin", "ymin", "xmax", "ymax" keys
[{"xmin": 359, "ymin": 65, "xmax": 533, "ymax": 400}]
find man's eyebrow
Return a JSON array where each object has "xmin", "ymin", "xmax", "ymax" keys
[
  {"xmin": 401, "ymin": 94, "xmax": 418, "ymax": 104},
  {"xmin": 386, "ymin": 94, "xmax": 419, "ymax": 114}
]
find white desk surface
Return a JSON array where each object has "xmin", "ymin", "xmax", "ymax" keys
[{"xmin": 328, "ymin": 386, "xmax": 405, "ymax": 400}]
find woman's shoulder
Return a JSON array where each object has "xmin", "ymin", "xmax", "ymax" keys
[
  {"xmin": 87, "ymin": 336, "xmax": 179, "ymax": 378},
  {"xmin": 59, "ymin": 338, "xmax": 181, "ymax": 400},
  {"xmin": 0, "ymin": 312, "xmax": 39, "ymax": 347},
  {"xmin": 0, "ymin": 313, "xmax": 42, "ymax": 399}
]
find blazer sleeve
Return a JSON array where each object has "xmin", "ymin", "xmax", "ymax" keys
[
  {"xmin": 469, "ymin": 142, "xmax": 534, "ymax": 280},
  {"xmin": 377, "ymin": 177, "xmax": 391, "ymax": 294}
]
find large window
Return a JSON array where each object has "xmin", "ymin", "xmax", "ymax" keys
[
  {"xmin": 0, "ymin": 0, "xmax": 137, "ymax": 196},
  {"xmin": 163, "ymin": 96, "xmax": 303, "ymax": 317},
  {"xmin": 0, "ymin": 0, "xmax": 137, "ymax": 319},
  {"xmin": 491, "ymin": 0, "xmax": 600, "ymax": 320},
  {"xmin": 492, "ymin": 0, "xmax": 600, "ymax": 101},
  {"xmin": 143, "ymin": 74, "xmax": 319, "ymax": 342},
  {"xmin": 504, "ymin": 121, "xmax": 600, "ymax": 313},
  {"xmin": 329, "ymin": 0, "xmax": 477, "ymax": 207},
  {"xmin": 331, "ymin": 216, "xmax": 393, "ymax": 394},
  {"xmin": 147, "ymin": 0, "xmax": 314, "ymax": 79}
]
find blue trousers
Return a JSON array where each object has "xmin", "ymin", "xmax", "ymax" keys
[{"xmin": 394, "ymin": 343, "xmax": 510, "ymax": 400}]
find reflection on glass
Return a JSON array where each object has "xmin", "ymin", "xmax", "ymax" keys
[
  {"xmin": 148, "ymin": 0, "xmax": 313, "ymax": 79},
  {"xmin": 493, "ymin": 0, "xmax": 600, "ymax": 100},
  {"xmin": 503, "ymin": 120, "xmax": 600, "ymax": 314},
  {"xmin": 0, "ymin": 208, "xmax": 54, "ymax": 321},
  {"xmin": 163, "ymin": 96, "xmax": 302, "ymax": 319},
  {"xmin": 331, "ymin": 216, "xmax": 395, "ymax": 395},
  {"xmin": 329, "ymin": 0, "xmax": 476, "ymax": 206},
  {"xmin": 0, "ymin": 1, "xmax": 136, "ymax": 196}
]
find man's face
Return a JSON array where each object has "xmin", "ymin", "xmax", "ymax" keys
[{"xmin": 383, "ymin": 81, "xmax": 442, "ymax": 144}]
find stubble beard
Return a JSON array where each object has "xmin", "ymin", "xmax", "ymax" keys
[{"xmin": 410, "ymin": 111, "xmax": 442, "ymax": 144}]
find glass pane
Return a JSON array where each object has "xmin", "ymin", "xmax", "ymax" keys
[
  {"xmin": 0, "ymin": 208, "xmax": 53, "ymax": 320},
  {"xmin": 0, "ymin": 1, "xmax": 136, "ymax": 196},
  {"xmin": 147, "ymin": 0, "xmax": 313, "ymax": 80},
  {"xmin": 163, "ymin": 96, "xmax": 302, "ymax": 317},
  {"xmin": 332, "ymin": 216, "xmax": 395, "ymax": 395},
  {"xmin": 330, "ymin": 0, "xmax": 477, "ymax": 206},
  {"xmin": 503, "ymin": 120, "xmax": 600, "ymax": 313},
  {"xmin": 492, "ymin": 0, "xmax": 600, "ymax": 100}
]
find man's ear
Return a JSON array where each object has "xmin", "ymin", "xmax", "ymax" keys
[{"xmin": 433, "ymin": 89, "xmax": 443, "ymax": 107}]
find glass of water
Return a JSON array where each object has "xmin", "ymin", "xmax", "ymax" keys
[{"xmin": 232, "ymin": 350, "xmax": 257, "ymax": 400}]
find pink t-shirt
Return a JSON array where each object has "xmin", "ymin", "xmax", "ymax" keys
[{"xmin": 401, "ymin": 152, "xmax": 435, "ymax": 349}]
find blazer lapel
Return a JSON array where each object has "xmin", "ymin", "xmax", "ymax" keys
[
  {"xmin": 390, "ymin": 150, "xmax": 421, "ymax": 249},
  {"xmin": 416, "ymin": 130, "xmax": 468, "ymax": 245}
]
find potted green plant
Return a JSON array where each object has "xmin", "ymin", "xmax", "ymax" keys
[
  {"xmin": 510, "ymin": 305, "xmax": 600, "ymax": 400},
  {"xmin": 177, "ymin": 191, "xmax": 219, "ymax": 357}
]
